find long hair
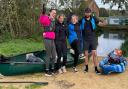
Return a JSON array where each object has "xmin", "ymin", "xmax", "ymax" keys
[{"xmin": 42, "ymin": 4, "xmax": 46, "ymax": 15}]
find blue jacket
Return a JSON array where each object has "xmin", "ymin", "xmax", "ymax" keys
[
  {"xmin": 99, "ymin": 57, "xmax": 127, "ymax": 75},
  {"xmin": 68, "ymin": 23, "xmax": 82, "ymax": 44},
  {"xmin": 81, "ymin": 17, "xmax": 96, "ymax": 30}
]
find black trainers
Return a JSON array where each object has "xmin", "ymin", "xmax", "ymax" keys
[
  {"xmin": 84, "ymin": 65, "xmax": 88, "ymax": 73},
  {"xmin": 45, "ymin": 70, "xmax": 52, "ymax": 77},
  {"xmin": 84, "ymin": 68, "xmax": 88, "ymax": 72},
  {"xmin": 95, "ymin": 66, "xmax": 101, "ymax": 74},
  {"xmin": 95, "ymin": 69, "xmax": 101, "ymax": 74},
  {"xmin": 51, "ymin": 69, "xmax": 56, "ymax": 74}
]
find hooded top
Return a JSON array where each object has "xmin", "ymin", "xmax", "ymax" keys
[
  {"xmin": 55, "ymin": 21, "xmax": 68, "ymax": 41},
  {"xmin": 39, "ymin": 15, "xmax": 55, "ymax": 32}
]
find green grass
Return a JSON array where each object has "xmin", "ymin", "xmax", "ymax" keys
[
  {"xmin": 25, "ymin": 84, "xmax": 44, "ymax": 89},
  {"xmin": 121, "ymin": 39, "xmax": 128, "ymax": 57},
  {"xmin": 0, "ymin": 38, "xmax": 44, "ymax": 56},
  {"xmin": 6, "ymin": 85, "xmax": 18, "ymax": 89},
  {"xmin": 0, "ymin": 84, "xmax": 44, "ymax": 89}
]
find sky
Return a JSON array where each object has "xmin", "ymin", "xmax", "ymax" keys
[{"xmin": 95, "ymin": 0, "xmax": 110, "ymax": 9}]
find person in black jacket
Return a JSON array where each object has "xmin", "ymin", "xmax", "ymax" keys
[
  {"xmin": 81, "ymin": 8, "xmax": 107, "ymax": 74},
  {"xmin": 55, "ymin": 14, "xmax": 68, "ymax": 74}
]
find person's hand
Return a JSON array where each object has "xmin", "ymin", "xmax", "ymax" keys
[{"xmin": 98, "ymin": 20, "xmax": 107, "ymax": 26}]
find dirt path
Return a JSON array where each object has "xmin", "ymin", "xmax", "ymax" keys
[{"xmin": 0, "ymin": 57, "xmax": 128, "ymax": 89}]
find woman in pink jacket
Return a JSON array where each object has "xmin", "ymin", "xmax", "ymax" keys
[{"xmin": 39, "ymin": 5, "xmax": 57, "ymax": 77}]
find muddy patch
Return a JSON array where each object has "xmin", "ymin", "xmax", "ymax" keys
[{"xmin": 55, "ymin": 80, "xmax": 75, "ymax": 89}]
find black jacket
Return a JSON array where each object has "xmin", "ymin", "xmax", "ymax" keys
[{"xmin": 55, "ymin": 21, "xmax": 68, "ymax": 41}]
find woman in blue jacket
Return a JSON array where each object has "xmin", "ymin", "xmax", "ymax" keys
[{"xmin": 68, "ymin": 15, "xmax": 82, "ymax": 72}]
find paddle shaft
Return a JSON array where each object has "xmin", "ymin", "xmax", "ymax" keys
[{"xmin": 0, "ymin": 81, "xmax": 48, "ymax": 85}]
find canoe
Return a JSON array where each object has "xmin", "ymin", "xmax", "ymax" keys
[{"xmin": 0, "ymin": 49, "xmax": 84, "ymax": 76}]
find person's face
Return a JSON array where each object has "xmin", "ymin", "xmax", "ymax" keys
[
  {"xmin": 58, "ymin": 16, "xmax": 64, "ymax": 23},
  {"xmin": 85, "ymin": 12, "xmax": 91, "ymax": 17},
  {"xmin": 71, "ymin": 16, "xmax": 78, "ymax": 24},
  {"xmin": 50, "ymin": 10, "xmax": 57, "ymax": 19}
]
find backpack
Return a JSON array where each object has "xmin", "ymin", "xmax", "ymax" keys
[
  {"xmin": 0, "ymin": 55, "xmax": 10, "ymax": 63},
  {"xmin": 26, "ymin": 53, "xmax": 43, "ymax": 62}
]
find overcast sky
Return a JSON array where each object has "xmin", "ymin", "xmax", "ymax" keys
[
  {"xmin": 95, "ymin": 0, "xmax": 124, "ymax": 10},
  {"xmin": 46, "ymin": 0, "xmax": 125, "ymax": 10}
]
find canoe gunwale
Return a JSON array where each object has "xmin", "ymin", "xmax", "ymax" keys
[{"xmin": 0, "ymin": 62, "xmax": 44, "ymax": 64}]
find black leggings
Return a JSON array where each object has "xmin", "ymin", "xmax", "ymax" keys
[
  {"xmin": 71, "ymin": 40, "xmax": 80, "ymax": 67},
  {"xmin": 55, "ymin": 41, "xmax": 67, "ymax": 69}
]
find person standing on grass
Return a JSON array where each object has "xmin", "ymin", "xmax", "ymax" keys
[
  {"xmin": 68, "ymin": 15, "xmax": 82, "ymax": 72},
  {"xmin": 39, "ymin": 8, "xmax": 57, "ymax": 77},
  {"xmin": 81, "ymin": 7, "xmax": 107, "ymax": 74},
  {"xmin": 55, "ymin": 14, "xmax": 68, "ymax": 74}
]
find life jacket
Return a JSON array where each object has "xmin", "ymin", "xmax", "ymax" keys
[{"xmin": 81, "ymin": 17, "xmax": 96, "ymax": 30}]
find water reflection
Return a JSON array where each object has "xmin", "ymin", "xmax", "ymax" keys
[{"xmin": 97, "ymin": 31, "xmax": 125, "ymax": 56}]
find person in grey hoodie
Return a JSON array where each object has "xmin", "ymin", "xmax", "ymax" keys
[{"xmin": 39, "ymin": 8, "xmax": 57, "ymax": 77}]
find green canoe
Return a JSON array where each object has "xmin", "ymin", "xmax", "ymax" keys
[{"xmin": 0, "ymin": 50, "xmax": 84, "ymax": 76}]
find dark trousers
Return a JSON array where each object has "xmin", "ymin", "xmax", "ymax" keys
[
  {"xmin": 55, "ymin": 41, "xmax": 67, "ymax": 69},
  {"xmin": 44, "ymin": 39, "xmax": 56, "ymax": 70},
  {"xmin": 79, "ymin": 38, "xmax": 83, "ymax": 54},
  {"xmin": 71, "ymin": 39, "xmax": 80, "ymax": 67}
]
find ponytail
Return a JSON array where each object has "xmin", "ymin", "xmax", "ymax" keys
[{"xmin": 42, "ymin": 4, "xmax": 46, "ymax": 15}]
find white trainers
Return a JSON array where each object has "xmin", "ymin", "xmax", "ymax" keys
[
  {"xmin": 73, "ymin": 67, "xmax": 78, "ymax": 72},
  {"xmin": 70, "ymin": 49, "xmax": 75, "ymax": 54},
  {"xmin": 58, "ymin": 68, "xmax": 63, "ymax": 74},
  {"xmin": 0, "ymin": 73, "xmax": 4, "ymax": 79},
  {"xmin": 79, "ymin": 53, "xmax": 85, "ymax": 59},
  {"xmin": 62, "ymin": 66, "xmax": 67, "ymax": 73}
]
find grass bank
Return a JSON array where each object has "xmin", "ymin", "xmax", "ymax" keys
[{"xmin": 0, "ymin": 38, "xmax": 44, "ymax": 56}]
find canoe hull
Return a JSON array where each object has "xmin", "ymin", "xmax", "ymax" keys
[
  {"xmin": 0, "ymin": 63, "xmax": 45, "ymax": 76},
  {"xmin": 0, "ymin": 50, "xmax": 84, "ymax": 76}
]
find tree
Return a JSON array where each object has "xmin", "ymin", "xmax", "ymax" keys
[
  {"xmin": 45, "ymin": 0, "xmax": 73, "ymax": 11},
  {"xmin": 45, "ymin": 0, "xmax": 83, "ymax": 12},
  {"xmin": 0, "ymin": 0, "xmax": 41, "ymax": 40},
  {"xmin": 101, "ymin": 0, "xmax": 128, "ymax": 10},
  {"xmin": 99, "ymin": 8, "xmax": 109, "ymax": 17}
]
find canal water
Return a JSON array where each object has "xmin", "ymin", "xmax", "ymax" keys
[{"xmin": 97, "ymin": 30, "xmax": 127, "ymax": 56}]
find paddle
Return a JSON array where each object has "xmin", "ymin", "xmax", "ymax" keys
[{"xmin": 0, "ymin": 81, "xmax": 48, "ymax": 85}]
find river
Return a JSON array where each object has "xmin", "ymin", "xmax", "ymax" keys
[{"xmin": 97, "ymin": 30, "xmax": 127, "ymax": 56}]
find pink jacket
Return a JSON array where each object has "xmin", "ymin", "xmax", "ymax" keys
[{"xmin": 39, "ymin": 15, "xmax": 51, "ymax": 26}]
